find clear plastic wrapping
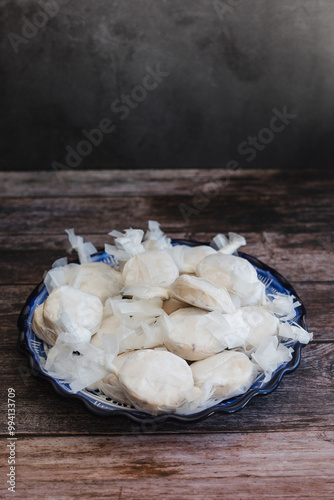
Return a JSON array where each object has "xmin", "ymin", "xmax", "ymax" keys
[
  {"xmin": 65, "ymin": 228, "xmax": 98, "ymax": 263},
  {"xmin": 251, "ymin": 336, "xmax": 293, "ymax": 382},
  {"xmin": 169, "ymin": 274, "xmax": 236, "ymax": 313},
  {"xmin": 169, "ymin": 245, "xmax": 216, "ymax": 273},
  {"xmin": 118, "ymin": 349, "xmax": 195, "ymax": 415},
  {"xmin": 211, "ymin": 232, "xmax": 246, "ymax": 254},
  {"xmin": 43, "ymin": 285, "xmax": 103, "ymax": 337},
  {"xmin": 32, "ymin": 222, "xmax": 312, "ymax": 416},
  {"xmin": 191, "ymin": 351, "xmax": 258, "ymax": 400},
  {"xmin": 197, "ymin": 253, "xmax": 266, "ymax": 307},
  {"xmin": 164, "ymin": 308, "xmax": 225, "ymax": 361},
  {"xmin": 123, "ymin": 250, "xmax": 179, "ymax": 287}
]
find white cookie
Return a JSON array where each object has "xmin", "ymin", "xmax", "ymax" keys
[
  {"xmin": 162, "ymin": 297, "xmax": 192, "ymax": 315},
  {"xmin": 169, "ymin": 245, "xmax": 216, "ymax": 273},
  {"xmin": 191, "ymin": 350, "xmax": 257, "ymax": 400},
  {"xmin": 119, "ymin": 350, "xmax": 194, "ymax": 414},
  {"xmin": 43, "ymin": 285, "xmax": 103, "ymax": 338},
  {"xmin": 123, "ymin": 250, "xmax": 179, "ymax": 287},
  {"xmin": 32, "ymin": 303, "xmax": 58, "ymax": 346},
  {"xmin": 164, "ymin": 308, "xmax": 224, "ymax": 361},
  {"xmin": 169, "ymin": 274, "xmax": 235, "ymax": 313},
  {"xmin": 68, "ymin": 262, "xmax": 123, "ymax": 303},
  {"xmin": 197, "ymin": 253, "xmax": 266, "ymax": 306}
]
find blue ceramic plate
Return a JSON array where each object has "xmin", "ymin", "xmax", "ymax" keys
[{"xmin": 17, "ymin": 239, "xmax": 308, "ymax": 423}]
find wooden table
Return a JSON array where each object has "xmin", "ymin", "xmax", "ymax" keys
[{"xmin": 1, "ymin": 169, "xmax": 333, "ymax": 499}]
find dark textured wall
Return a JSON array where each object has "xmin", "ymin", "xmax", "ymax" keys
[{"xmin": 1, "ymin": 0, "xmax": 334, "ymax": 171}]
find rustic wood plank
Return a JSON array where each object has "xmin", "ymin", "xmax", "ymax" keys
[
  {"xmin": 1, "ymin": 194, "xmax": 333, "ymax": 236},
  {"xmin": 1, "ymin": 344, "xmax": 333, "ymax": 435},
  {"xmin": 0, "ymin": 432, "xmax": 333, "ymax": 498},
  {"xmin": 1, "ymin": 169, "xmax": 333, "ymax": 492},
  {"xmin": 0, "ymin": 290, "xmax": 37, "ymax": 316},
  {"xmin": 3, "ymin": 477, "xmax": 333, "ymax": 500},
  {"xmin": 0, "ymin": 169, "xmax": 332, "ymax": 198}
]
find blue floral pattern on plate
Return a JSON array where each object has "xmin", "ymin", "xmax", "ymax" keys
[{"xmin": 17, "ymin": 240, "xmax": 308, "ymax": 423}]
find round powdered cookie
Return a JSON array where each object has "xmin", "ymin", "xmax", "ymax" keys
[
  {"xmin": 90, "ymin": 314, "xmax": 120, "ymax": 348},
  {"xmin": 169, "ymin": 274, "xmax": 235, "ymax": 313},
  {"xmin": 32, "ymin": 303, "xmax": 58, "ymax": 346},
  {"xmin": 123, "ymin": 250, "xmax": 179, "ymax": 288},
  {"xmin": 169, "ymin": 245, "xmax": 216, "ymax": 273},
  {"xmin": 191, "ymin": 350, "xmax": 257, "ymax": 400},
  {"xmin": 162, "ymin": 297, "xmax": 192, "ymax": 315},
  {"xmin": 164, "ymin": 308, "xmax": 224, "ymax": 361},
  {"xmin": 43, "ymin": 285, "xmax": 103, "ymax": 338},
  {"xmin": 119, "ymin": 349, "xmax": 194, "ymax": 414},
  {"xmin": 197, "ymin": 253, "xmax": 266, "ymax": 306},
  {"xmin": 69, "ymin": 262, "xmax": 123, "ymax": 303}
]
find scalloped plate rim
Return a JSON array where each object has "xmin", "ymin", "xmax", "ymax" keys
[{"xmin": 17, "ymin": 239, "xmax": 308, "ymax": 424}]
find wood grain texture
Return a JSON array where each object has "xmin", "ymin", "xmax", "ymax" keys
[
  {"xmin": 1, "ymin": 194, "xmax": 333, "ymax": 235},
  {"xmin": 0, "ymin": 432, "xmax": 333, "ymax": 499},
  {"xmin": 1, "ymin": 169, "xmax": 333, "ymax": 498},
  {"xmin": 0, "ymin": 169, "xmax": 331, "ymax": 198}
]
